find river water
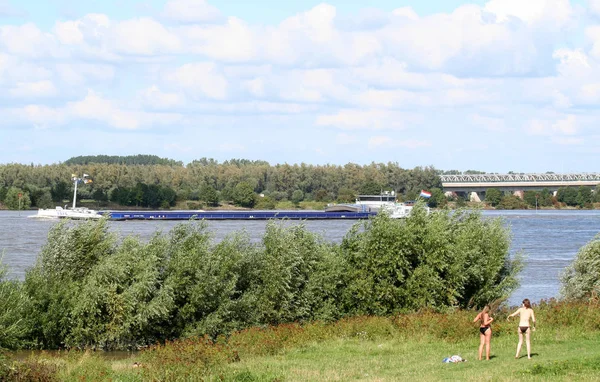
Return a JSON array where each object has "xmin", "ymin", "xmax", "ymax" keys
[{"xmin": 1, "ymin": 210, "xmax": 599, "ymax": 306}]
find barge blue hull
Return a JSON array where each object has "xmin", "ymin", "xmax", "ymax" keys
[{"xmin": 104, "ymin": 210, "xmax": 376, "ymax": 221}]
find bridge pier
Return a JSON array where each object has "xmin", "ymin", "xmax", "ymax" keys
[{"xmin": 470, "ymin": 192, "xmax": 481, "ymax": 202}]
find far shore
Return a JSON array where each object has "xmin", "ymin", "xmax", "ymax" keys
[{"xmin": 1, "ymin": 201, "xmax": 598, "ymax": 212}]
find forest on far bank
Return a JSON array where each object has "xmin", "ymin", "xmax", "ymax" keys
[{"xmin": 0, "ymin": 155, "xmax": 598, "ymax": 210}]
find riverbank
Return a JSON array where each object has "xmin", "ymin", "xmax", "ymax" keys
[
  {"xmin": 2, "ymin": 300, "xmax": 599, "ymax": 381},
  {"xmin": 3, "ymin": 199, "xmax": 599, "ymax": 211}
]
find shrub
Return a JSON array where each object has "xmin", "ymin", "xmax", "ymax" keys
[
  {"xmin": 485, "ymin": 188, "xmax": 502, "ymax": 207},
  {"xmin": 340, "ymin": 203, "xmax": 521, "ymax": 314},
  {"xmin": 0, "ymin": 356, "xmax": 60, "ymax": 382},
  {"xmin": 3, "ymin": 205, "xmax": 521, "ymax": 350},
  {"xmin": 561, "ymin": 235, "xmax": 600, "ymax": 301},
  {"xmin": 24, "ymin": 218, "xmax": 117, "ymax": 349},
  {"xmin": 497, "ymin": 195, "xmax": 528, "ymax": 210},
  {"xmin": 67, "ymin": 233, "xmax": 174, "ymax": 350},
  {"xmin": 140, "ymin": 336, "xmax": 237, "ymax": 380},
  {"xmin": 0, "ymin": 261, "xmax": 29, "ymax": 350},
  {"xmin": 164, "ymin": 228, "xmax": 255, "ymax": 339},
  {"xmin": 242, "ymin": 221, "xmax": 339, "ymax": 326}
]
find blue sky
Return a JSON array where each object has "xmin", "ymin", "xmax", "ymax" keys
[{"xmin": 0, "ymin": 0, "xmax": 599, "ymax": 172}]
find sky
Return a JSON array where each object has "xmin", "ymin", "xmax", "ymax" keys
[{"xmin": 0, "ymin": 0, "xmax": 599, "ymax": 172}]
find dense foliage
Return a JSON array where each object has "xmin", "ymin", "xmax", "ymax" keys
[
  {"xmin": 341, "ymin": 205, "xmax": 521, "ymax": 313},
  {"xmin": 482, "ymin": 186, "xmax": 599, "ymax": 210},
  {"xmin": 0, "ymin": 160, "xmax": 442, "ymax": 209},
  {"xmin": 561, "ymin": 235, "xmax": 600, "ymax": 301},
  {"xmin": 63, "ymin": 155, "xmax": 183, "ymax": 166},
  {"xmin": 0, "ymin": 204, "xmax": 520, "ymax": 351},
  {"xmin": 109, "ymin": 183, "xmax": 177, "ymax": 208},
  {"xmin": 0, "ymin": 261, "xmax": 28, "ymax": 349},
  {"xmin": 556, "ymin": 186, "xmax": 597, "ymax": 208}
]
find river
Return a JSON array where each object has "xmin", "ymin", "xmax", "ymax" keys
[{"xmin": 1, "ymin": 209, "xmax": 599, "ymax": 306}]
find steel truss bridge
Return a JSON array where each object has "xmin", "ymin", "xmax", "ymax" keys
[{"xmin": 441, "ymin": 173, "xmax": 600, "ymax": 193}]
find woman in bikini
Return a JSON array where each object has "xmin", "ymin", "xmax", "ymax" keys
[
  {"xmin": 473, "ymin": 305, "xmax": 493, "ymax": 360},
  {"xmin": 507, "ymin": 298, "xmax": 536, "ymax": 359}
]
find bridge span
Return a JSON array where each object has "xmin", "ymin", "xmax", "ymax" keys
[{"xmin": 441, "ymin": 173, "xmax": 600, "ymax": 201}]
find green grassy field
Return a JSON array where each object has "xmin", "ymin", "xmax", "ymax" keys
[
  {"xmin": 5, "ymin": 302, "xmax": 600, "ymax": 381},
  {"xmin": 215, "ymin": 330, "xmax": 600, "ymax": 381}
]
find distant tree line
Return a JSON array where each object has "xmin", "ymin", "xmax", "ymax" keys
[
  {"xmin": 484, "ymin": 186, "xmax": 600, "ymax": 209},
  {"xmin": 110, "ymin": 184, "xmax": 177, "ymax": 209},
  {"xmin": 63, "ymin": 155, "xmax": 184, "ymax": 167},
  {"xmin": 0, "ymin": 157, "xmax": 442, "ymax": 209}
]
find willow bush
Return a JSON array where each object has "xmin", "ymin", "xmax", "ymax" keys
[
  {"xmin": 67, "ymin": 233, "xmax": 175, "ymax": 350},
  {"xmin": 3, "ymin": 204, "xmax": 521, "ymax": 350},
  {"xmin": 561, "ymin": 234, "xmax": 600, "ymax": 301},
  {"xmin": 340, "ymin": 202, "xmax": 521, "ymax": 314},
  {"xmin": 23, "ymin": 219, "xmax": 117, "ymax": 349},
  {"xmin": 0, "ymin": 261, "xmax": 29, "ymax": 349}
]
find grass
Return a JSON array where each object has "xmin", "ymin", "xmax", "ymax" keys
[
  {"xmin": 215, "ymin": 330, "xmax": 600, "ymax": 382},
  {"xmin": 3, "ymin": 301, "xmax": 600, "ymax": 381}
]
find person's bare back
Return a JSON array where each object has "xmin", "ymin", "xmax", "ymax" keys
[
  {"xmin": 516, "ymin": 307, "xmax": 535, "ymax": 327},
  {"xmin": 508, "ymin": 299, "xmax": 536, "ymax": 359}
]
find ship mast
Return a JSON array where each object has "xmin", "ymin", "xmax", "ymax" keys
[
  {"xmin": 71, "ymin": 174, "xmax": 91, "ymax": 209},
  {"xmin": 72, "ymin": 176, "xmax": 78, "ymax": 209}
]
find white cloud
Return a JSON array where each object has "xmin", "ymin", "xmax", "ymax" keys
[
  {"xmin": 552, "ymin": 90, "xmax": 572, "ymax": 109},
  {"xmin": 367, "ymin": 135, "xmax": 430, "ymax": 149},
  {"xmin": 552, "ymin": 115, "xmax": 577, "ymax": 135},
  {"xmin": 553, "ymin": 48, "xmax": 591, "ymax": 74},
  {"xmin": 53, "ymin": 20, "xmax": 84, "ymax": 45},
  {"xmin": 17, "ymin": 104, "xmax": 66, "ymax": 127},
  {"xmin": 484, "ymin": 0, "xmax": 573, "ymax": 26},
  {"xmin": 140, "ymin": 85, "xmax": 184, "ymax": 109},
  {"xmin": 354, "ymin": 89, "xmax": 430, "ymax": 109},
  {"xmin": 4, "ymin": 91, "xmax": 183, "ymax": 130},
  {"xmin": 280, "ymin": 3, "xmax": 338, "ymax": 44},
  {"xmin": 55, "ymin": 63, "xmax": 115, "ymax": 86},
  {"xmin": 180, "ymin": 17, "xmax": 256, "ymax": 61},
  {"xmin": 335, "ymin": 133, "xmax": 358, "ymax": 145},
  {"xmin": 392, "ymin": 7, "xmax": 419, "ymax": 20},
  {"xmin": 552, "ymin": 136, "xmax": 583, "ymax": 145},
  {"xmin": 278, "ymin": 69, "xmax": 349, "ymax": 103},
  {"xmin": 580, "ymin": 82, "xmax": 600, "ymax": 102},
  {"xmin": 113, "ymin": 18, "xmax": 181, "ymax": 55},
  {"xmin": 183, "ymin": 101, "xmax": 314, "ymax": 114},
  {"xmin": 9, "ymin": 80, "xmax": 57, "ymax": 98},
  {"xmin": 379, "ymin": 5, "xmax": 545, "ymax": 75},
  {"xmin": 527, "ymin": 115, "xmax": 578, "ymax": 136},
  {"xmin": 242, "ymin": 78, "xmax": 265, "ymax": 97},
  {"xmin": 469, "ymin": 114, "xmax": 506, "ymax": 132},
  {"xmin": 68, "ymin": 90, "xmax": 141, "ymax": 129},
  {"xmin": 167, "ymin": 62, "xmax": 228, "ymax": 100},
  {"xmin": 0, "ymin": 1, "xmax": 597, "ymax": 170},
  {"xmin": 590, "ymin": 0, "xmax": 600, "ymax": 17},
  {"xmin": 316, "ymin": 109, "xmax": 407, "ymax": 130},
  {"xmin": 585, "ymin": 26, "xmax": 600, "ymax": 60},
  {"xmin": 163, "ymin": 0, "xmax": 222, "ymax": 24},
  {"xmin": 77, "ymin": 13, "xmax": 111, "ymax": 42},
  {"xmin": 527, "ymin": 119, "xmax": 547, "ymax": 135},
  {"xmin": 0, "ymin": 23, "xmax": 56, "ymax": 57}
]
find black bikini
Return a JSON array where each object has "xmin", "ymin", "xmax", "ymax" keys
[
  {"xmin": 519, "ymin": 326, "xmax": 529, "ymax": 333},
  {"xmin": 480, "ymin": 326, "xmax": 490, "ymax": 335}
]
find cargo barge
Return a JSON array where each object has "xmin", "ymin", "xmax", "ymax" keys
[{"xmin": 103, "ymin": 210, "xmax": 376, "ymax": 221}]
